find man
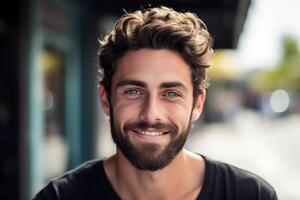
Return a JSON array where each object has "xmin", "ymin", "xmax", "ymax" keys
[{"xmin": 34, "ymin": 6, "xmax": 278, "ymax": 200}]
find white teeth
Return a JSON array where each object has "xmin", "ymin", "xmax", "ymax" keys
[{"xmin": 139, "ymin": 131, "xmax": 163, "ymax": 136}]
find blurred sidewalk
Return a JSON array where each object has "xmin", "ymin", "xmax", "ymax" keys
[{"xmin": 188, "ymin": 110, "xmax": 300, "ymax": 200}]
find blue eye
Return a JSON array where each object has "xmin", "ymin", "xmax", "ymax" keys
[
  {"xmin": 165, "ymin": 92, "xmax": 179, "ymax": 97},
  {"xmin": 124, "ymin": 89, "xmax": 141, "ymax": 95}
]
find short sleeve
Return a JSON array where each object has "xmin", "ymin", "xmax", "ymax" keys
[{"xmin": 33, "ymin": 183, "xmax": 60, "ymax": 200}]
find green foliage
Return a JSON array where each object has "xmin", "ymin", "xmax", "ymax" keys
[{"xmin": 251, "ymin": 35, "xmax": 300, "ymax": 92}]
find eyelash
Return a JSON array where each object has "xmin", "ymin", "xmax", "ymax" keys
[
  {"xmin": 164, "ymin": 91, "xmax": 180, "ymax": 97},
  {"xmin": 124, "ymin": 89, "xmax": 142, "ymax": 95}
]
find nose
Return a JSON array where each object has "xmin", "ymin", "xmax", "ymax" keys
[{"xmin": 139, "ymin": 94, "xmax": 162, "ymax": 124}]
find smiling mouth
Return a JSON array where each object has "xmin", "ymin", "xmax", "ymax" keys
[{"xmin": 132, "ymin": 129, "xmax": 169, "ymax": 137}]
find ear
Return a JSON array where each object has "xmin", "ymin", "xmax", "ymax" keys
[
  {"xmin": 191, "ymin": 89, "xmax": 206, "ymax": 122},
  {"xmin": 98, "ymin": 84, "xmax": 111, "ymax": 117}
]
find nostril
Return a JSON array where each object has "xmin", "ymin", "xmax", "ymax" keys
[{"xmin": 139, "ymin": 115, "xmax": 147, "ymax": 121}]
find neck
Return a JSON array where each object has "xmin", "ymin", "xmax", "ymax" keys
[{"xmin": 104, "ymin": 149, "xmax": 205, "ymax": 200}]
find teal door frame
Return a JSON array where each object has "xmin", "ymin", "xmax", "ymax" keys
[{"xmin": 26, "ymin": 0, "xmax": 83, "ymax": 199}]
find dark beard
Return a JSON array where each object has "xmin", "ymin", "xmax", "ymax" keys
[{"xmin": 109, "ymin": 114, "xmax": 192, "ymax": 171}]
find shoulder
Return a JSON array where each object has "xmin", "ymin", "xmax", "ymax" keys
[
  {"xmin": 33, "ymin": 159, "xmax": 105, "ymax": 200},
  {"xmin": 201, "ymin": 156, "xmax": 278, "ymax": 200}
]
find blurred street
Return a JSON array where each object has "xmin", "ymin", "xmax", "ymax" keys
[{"xmin": 188, "ymin": 109, "xmax": 300, "ymax": 200}]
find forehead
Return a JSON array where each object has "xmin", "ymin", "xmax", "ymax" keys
[{"xmin": 112, "ymin": 48, "xmax": 193, "ymax": 89}]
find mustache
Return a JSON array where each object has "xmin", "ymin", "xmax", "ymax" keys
[{"xmin": 124, "ymin": 121, "xmax": 178, "ymax": 133}]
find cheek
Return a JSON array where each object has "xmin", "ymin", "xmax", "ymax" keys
[
  {"xmin": 112, "ymin": 99, "xmax": 141, "ymax": 124},
  {"xmin": 165, "ymin": 104, "xmax": 193, "ymax": 130}
]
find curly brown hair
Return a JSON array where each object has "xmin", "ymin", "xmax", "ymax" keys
[{"xmin": 98, "ymin": 6, "xmax": 213, "ymax": 101}]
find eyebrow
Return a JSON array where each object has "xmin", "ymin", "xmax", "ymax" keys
[
  {"xmin": 116, "ymin": 79, "xmax": 147, "ymax": 88},
  {"xmin": 116, "ymin": 79, "xmax": 188, "ymax": 91},
  {"xmin": 160, "ymin": 82, "xmax": 188, "ymax": 91}
]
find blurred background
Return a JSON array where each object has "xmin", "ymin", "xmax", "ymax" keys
[{"xmin": 1, "ymin": 0, "xmax": 299, "ymax": 199}]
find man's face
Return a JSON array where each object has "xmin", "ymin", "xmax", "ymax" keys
[{"xmin": 100, "ymin": 48, "xmax": 205, "ymax": 171}]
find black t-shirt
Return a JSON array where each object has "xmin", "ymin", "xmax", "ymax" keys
[{"xmin": 33, "ymin": 155, "xmax": 278, "ymax": 200}]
